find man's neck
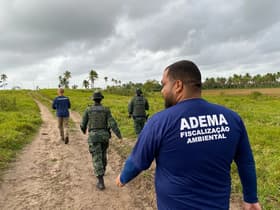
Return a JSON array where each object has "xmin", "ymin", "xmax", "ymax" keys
[{"xmin": 177, "ymin": 92, "xmax": 201, "ymax": 103}]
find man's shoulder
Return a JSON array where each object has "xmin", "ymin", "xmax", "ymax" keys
[
  {"xmin": 199, "ymin": 100, "xmax": 242, "ymax": 121},
  {"xmin": 56, "ymin": 95, "xmax": 69, "ymax": 100}
]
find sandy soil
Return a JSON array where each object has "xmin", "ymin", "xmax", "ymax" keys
[
  {"xmin": 0, "ymin": 100, "xmax": 148, "ymax": 210},
  {"xmin": 0, "ymin": 99, "xmax": 243, "ymax": 210}
]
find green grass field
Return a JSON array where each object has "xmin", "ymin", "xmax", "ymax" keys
[
  {"xmin": 1, "ymin": 88, "xmax": 279, "ymax": 209},
  {"xmin": 0, "ymin": 90, "xmax": 41, "ymax": 173}
]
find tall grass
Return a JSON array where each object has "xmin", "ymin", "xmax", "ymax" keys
[{"xmin": 0, "ymin": 90, "xmax": 41, "ymax": 173}]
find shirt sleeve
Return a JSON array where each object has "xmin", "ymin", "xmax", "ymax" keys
[
  {"xmin": 120, "ymin": 155, "xmax": 142, "ymax": 184},
  {"xmin": 80, "ymin": 109, "xmax": 89, "ymax": 133},
  {"xmin": 128, "ymin": 99, "xmax": 133, "ymax": 114},
  {"xmin": 120, "ymin": 116, "xmax": 161, "ymax": 184},
  {"xmin": 107, "ymin": 108, "xmax": 122, "ymax": 139},
  {"xmin": 234, "ymin": 119, "xmax": 258, "ymax": 203},
  {"xmin": 52, "ymin": 98, "xmax": 57, "ymax": 109}
]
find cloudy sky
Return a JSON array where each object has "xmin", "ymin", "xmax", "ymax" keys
[{"xmin": 1, "ymin": 0, "xmax": 280, "ymax": 89}]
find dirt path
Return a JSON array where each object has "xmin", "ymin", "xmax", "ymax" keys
[{"xmin": 0, "ymin": 100, "xmax": 146, "ymax": 210}]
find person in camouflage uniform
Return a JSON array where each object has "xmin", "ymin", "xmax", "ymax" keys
[
  {"xmin": 128, "ymin": 88, "xmax": 149, "ymax": 135},
  {"xmin": 80, "ymin": 91, "xmax": 122, "ymax": 190}
]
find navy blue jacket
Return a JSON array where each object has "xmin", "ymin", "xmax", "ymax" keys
[
  {"xmin": 120, "ymin": 98, "xmax": 258, "ymax": 209},
  {"xmin": 52, "ymin": 96, "xmax": 71, "ymax": 117}
]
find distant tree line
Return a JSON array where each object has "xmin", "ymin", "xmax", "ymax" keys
[
  {"xmin": 203, "ymin": 72, "xmax": 280, "ymax": 89},
  {"xmin": 105, "ymin": 79, "xmax": 161, "ymax": 96},
  {"xmin": 57, "ymin": 68, "xmax": 280, "ymax": 92},
  {"xmin": 58, "ymin": 69, "xmax": 100, "ymax": 89},
  {"xmin": 57, "ymin": 69, "xmax": 161, "ymax": 95}
]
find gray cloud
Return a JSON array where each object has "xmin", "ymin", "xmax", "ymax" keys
[{"xmin": 0, "ymin": 0, "xmax": 280, "ymax": 89}]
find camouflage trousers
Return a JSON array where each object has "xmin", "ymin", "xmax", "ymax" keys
[
  {"xmin": 57, "ymin": 117, "xmax": 69, "ymax": 140},
  {"xmin": 88, "ymin": 142, "xmax": 109, "ymax": 176},
  {"xmin": 133, "ymin": 117, "xmax": 146, "ymax": 135}
]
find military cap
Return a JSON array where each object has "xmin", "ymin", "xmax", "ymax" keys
[
  {"xmin": 92, "ymin": 91, "xmax": 104, "ymax": 100},
  {"xmin": 136, "ymin": 88, "xmax": 142, "ymax": 95}
]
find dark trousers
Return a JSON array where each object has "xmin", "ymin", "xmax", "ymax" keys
[
  {"xmin": 133, "ymin": 117, "xmax": 146, "ymax": 135},
  {"xmin": 89, "ymin": 142, "xmax": 109, "ymax": 176}
]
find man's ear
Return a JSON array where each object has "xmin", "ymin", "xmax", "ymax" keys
[{"xmin": 174, "ymin": 80, "xmax": 184, "ymax": 93}]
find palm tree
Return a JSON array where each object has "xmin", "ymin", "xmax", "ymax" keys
[
  {"xmin": 232, "ymin": 74, "xmax": 242, "ymax": 87},
  {"xmin": 0, "ymin": 74, "xmax": 8, "ymax": 89},
  {"xmin": 58, "ymin": 75, "xmax": 63, "ymax": 87},
  {"xmin": 242, "ymin": 73, "xmax": 252, "ymax": 88},
  {"xmin": 252, "ymin": 74, "xmax": 262, "ymax": 87},
  {"xmin": 1, "ymin": 74, "xmax": 7, "ymax": 82},
  {"xmin": 58, "ymin": 71, "xmax": 71, "ymax": 88},
  {"xmin": 64, "ymin": 70, "xmax": 71, "ymax": 88},
  {"xmin": 83, "ymin": 80, "xmax": 89, "ymax": 89},
  {"xmin": 64, "ymin": 71, "xmax": 71, "ymax": 80},
  {"xmin": 89, "ymin": 70, "xmax": 98, "ymax": 89}
]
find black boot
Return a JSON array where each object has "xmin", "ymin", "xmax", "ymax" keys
[
  {"xmin": 96, "ymin": 175, "xmax": 105, "ymax": 190},
  {"xmin": 64, "ymin": 136, "xmax": 69, "ymax": 144}
]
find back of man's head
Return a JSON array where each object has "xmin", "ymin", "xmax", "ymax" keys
[
  {"xmin": 136, "ymin": 88, "xmax": 142, "ymax": 96},
  {"xmin": 165, "ymin": 60, "xmax": 202, "ymax": 91},
  {"xmin": 58, "ymin": 88, "xmax": 64, "ymax": 95},
  {"xmin": 92, "ymin": 91, "xmax": 104, "ymax": 103}
]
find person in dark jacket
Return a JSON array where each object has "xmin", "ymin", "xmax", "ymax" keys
[
  {"xmin": 128, "ymin": 88, "xmax": 149, "ymax": 135},
  {"xmin": 52, "ymin": 88, "xmax": 71, "ymax": 144}
]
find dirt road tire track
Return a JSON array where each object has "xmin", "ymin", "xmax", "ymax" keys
[{"xmin": 0, "ymin": 100, "xmax": 145, "ymax": 210}]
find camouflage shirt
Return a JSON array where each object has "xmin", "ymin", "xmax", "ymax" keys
[
  {"xmin": 128, "ymin": 95, "xmax": 149, "ymax": 117},
  {"xmin": 80, "ymin": 103, "xmax": 122, "ymax": 142}
]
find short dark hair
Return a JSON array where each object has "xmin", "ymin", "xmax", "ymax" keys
[{"xmin": 165, "ymin": 60, "xmax": 202, "ymax": 89}]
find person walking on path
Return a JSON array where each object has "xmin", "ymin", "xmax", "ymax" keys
[
  {"xmin": 116, "ymin": 60, "xmax": 261, "ymax": 210},
  {"xmin": 52, "ymin": 87, "xmax": 71, "ymax": 144},
  {"xmin": 128, "ymin": 88, "xmax": 149, "ymax": 135},
  {"xmin": 80, "ymin": 91, "xmax": 122, "ymax": 190}
]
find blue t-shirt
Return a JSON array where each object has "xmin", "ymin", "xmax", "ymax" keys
[
  {"xmin": 121, "ymin": 98, "xmax": 258, "ymax": 209},
  {"xmin": 52, "ymin": 96, "xmax": 71, "ymax": 117}
]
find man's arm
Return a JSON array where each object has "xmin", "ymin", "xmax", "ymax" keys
[
  {"xmin": 107, "ymin": 109, "xmax": 122, "ymax": 139},
  {"xmin": 52, "ymin": 98, "xmax": 57, "ymax": 110},
  {"xmin": 80, "ymin": 109, "xmax": 88, "ymax": 134},
  {"xmin": 116, "ymin": 156, "xmax": 142, "ymax": 187},
  {"xmin": 234, "ymin": 119, "xmax": 260, "ymax": 204},
  {"xmin": 116, "ymin": 117, "xmax": 160, "ymax": 187},
  {"xmin": 128, "ymin": 99, "xmax": 133, "ymax": 116}
]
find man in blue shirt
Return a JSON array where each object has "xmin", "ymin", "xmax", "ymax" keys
[
  {"xmin": 52, "ymin": 88, "xmax": 71, "ymax": 144},
  {"xmin": 116, "ymin": 60, "xmax": 261, "ymax": 210}
]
